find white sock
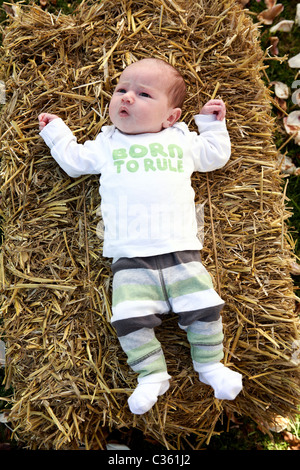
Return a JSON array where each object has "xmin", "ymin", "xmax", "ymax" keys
[
  {"xmin": 197, "ymin": 363, "xmax": 243, "ymax": 400},
  {"xmin": 128, "ymin": 380, "xmax": 170, "ymax": 415}
]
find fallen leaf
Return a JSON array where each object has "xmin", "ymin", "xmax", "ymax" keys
[
  {"xmin": 270, "ymin": 20, "xmax": 294, "ymax": 32},
  {"xmin": 291, "ymin": 339, "xmax": 300, "ymax": 365},
  {"xmin": 257, "ymin": 4, "xmax": 284, "ymax": 25},
  {"xmin": 271, "ymin": 81, "xmax": 289, "ymax": 99},
  {"xmin": 296, "ymin": 4, "xmax": 300, "ymax": 26},
  {"xmin": 283, "ymin": 111, "xmax": 300, "ymax": 145},
  {"xmin": 274, "ymin": 96, "xmax": 287, "ymax": 117},
  {"xmin": 277, "ymin": 154, "xmax": 300, "ymax": 175},
  {"xmin": 238, "ymin": 0, "xmax": 250, "ymax": 6},
  {"xmin": 288, "ymin": 260, "xmax": 300, "ymax": 274},
  {"xmin": 269, "ymin": 36, "xmax": 279, "ymax": 55},
  {"xmin": 0, "ymin": 340, "xmax": 5, "ymax": 367},
  {"xmin": 288, "ymin": 52, "xmax": 300, "ymax": 68},
  {"xmin": 282, "ymin": 431, "xmax": 300, "ymax": 450},
  {"xmin": 0, "ymin": 413, "xmax": 8, "ymax": 423},
  {"xmin": 265, "ymin": 0, "xmax": 277, "ymax": 7},
  {"xmin": 291, "ymin": 88, "xmax": 300, "ymax": 106},
  {"xmin": 3, "ymin": 4, "xmax": 20, "ymax": 17},
  {"xmin": 267, "ymin": 415, "xmax": 290, "ymax": 433}
]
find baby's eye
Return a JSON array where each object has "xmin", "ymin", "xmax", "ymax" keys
[
  {"xmin": 117, "ymin": 88, "xmax": 126, "ymax": 94},
  {"xmin": 140, "ymin": 92, "xmax": 151, "ymax": 98}
]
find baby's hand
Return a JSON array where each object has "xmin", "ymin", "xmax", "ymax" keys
[
  {"xmin": 200, "ymin": 99, "xmax": 226, "ymax": 121},
  {"xmin": 38, "ymin": 113, "xmax": 59, "ymax": 131}
]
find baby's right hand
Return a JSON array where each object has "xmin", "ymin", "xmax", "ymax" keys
[{"xmin": 38, "ymin": 113, "xmax": 59, "ymax": 131}]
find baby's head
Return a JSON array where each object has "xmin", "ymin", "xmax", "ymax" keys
[{"xmin": 109, "ymin": 58, "xmax": 186, "ymax": 134}]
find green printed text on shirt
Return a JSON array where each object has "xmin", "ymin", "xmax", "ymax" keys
[{"xmin": 112, "ymin": 142, "xmax": 184, "ymax": 174}]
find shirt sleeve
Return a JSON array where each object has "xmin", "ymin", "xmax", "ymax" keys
[
  {"xmin": 189, "ymin": 114, "xmax": 231, "ymax": 172},
  {"xmin": 39, "ymin": 118, "xmax": 105, "ymax": 177}
]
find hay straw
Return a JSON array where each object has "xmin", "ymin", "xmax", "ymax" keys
[{"xmin": 0, "ymin": 0, "xmax": 300, "ymax": 450}]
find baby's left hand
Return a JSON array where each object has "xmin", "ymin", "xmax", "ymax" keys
[{"xmin": 200, "ymin": 99, "xmax": 226, "ymax": 121}]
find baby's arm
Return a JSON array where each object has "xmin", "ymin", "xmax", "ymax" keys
[
  {"xmin": 38, "ymin": 113, "xmax": 59, "ymax": 131},
  {"xmin": 38, "ymin": 112, "xmax": 104, "ymax": 177},
  {"xmin": 199, "ymin": 99, "xmax": 226, "ymax": 121},
  {"xmin": 189, "ymin": 99, "xmax": 230, "ymax": 172}
]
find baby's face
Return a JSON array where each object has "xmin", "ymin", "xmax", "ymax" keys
[{"xmin": 109, "ymin": 61, "xmax": 176, "ymax": 134}]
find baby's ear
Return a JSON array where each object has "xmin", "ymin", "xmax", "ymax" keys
[{"xmin": 163, "ymin": 108, "xmax": 182, "ymax": 128}]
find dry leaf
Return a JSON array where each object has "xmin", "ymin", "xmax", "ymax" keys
[
  {"xmin": 284, "ymin": 111, "xmax": 300, "ymax": 145},
  {"xmin": 282, "ymin": 431, "xmax": 300, "ymax": 450},
  {"xmin": 288, "ymin": 260, "xmax": 300, "ymax": 274},
  {"xmin": 296, "ymin": 4, "xmax": 300, "ymax": 26},
  {"xmin": 277, "ymin": 155, "xmax": 300, "ymax": 175},
  {"xmin": 291, "ymin": 88, "xmax": 300, "ymax": 106},
  {"xmin": 265, "ymin": 0, "xmax": 277, "ymax": 7},
  {"xmin": 288, "ymin": 52, "xmax": 300, "ymax": 68},
  {"xmin": 267, "ymin": 415, "xmax": 290, "ymax": 433},
  {"xmin": 270, "ymin": 20, "xmax": 294, "ymax": 32},
  {"xmin": 269, "ymin": 36, "xmax": 279, "ymax": 55},
  {"xmin": 0, "ymin": 340, "xmax": 5, "ymax": 366},
  {"xmin": 2, "ymin": 4, "xmax": 20, "ymax": 17},
  {"xmin": 271, "ymin": 81, "xmax": 289, "ymax": 99},
  {"xmin": 257, "ymin": 4, "xmax": 284, "ymax": 25}
]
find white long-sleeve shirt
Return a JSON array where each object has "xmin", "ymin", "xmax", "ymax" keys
[{"xmin": 40, "ymin": 114, "xmax": 231, "ymax": 259}]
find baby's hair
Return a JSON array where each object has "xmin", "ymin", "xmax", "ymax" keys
[
  {"xmin": 154, "ymin": 59, "xmax": 186, "ymax": 109},
  {"xmin": 130, "ymin": 58, "xmax": 186, "ymax": 108}
]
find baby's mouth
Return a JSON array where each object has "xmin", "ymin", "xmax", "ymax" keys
[{"xmin": 119, "ymin": 108, "xmax": 129, "ymax": 116}]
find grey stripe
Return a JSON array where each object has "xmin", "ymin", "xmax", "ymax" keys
[
  {"xmin": 119, "ymin": 327, "xmax": 156, "ymax": 351},
  {"xmin": 111, "ymin": 250, "xmax": 201, "ymax": 274},
  {"xmin": 112, "ymin": 305, "xmax": 223, "ymax": 337},
  {"xmin": 193, "ymin": 342, "xmax": 223, "ymax": 347},
  {"xmin": 156, "ymin": 259, "xmax": 172, "ymax": 312},
  {"xmin": 178, "ymin": 304, "xmax": 224, "ymax": 326},
  {"xmin": 112, "ymin": 314, "xmax": 163, "ymax": 337},
  {"xmin": 128, "ymin": 347, "xmax": 163, "ymax": 368}
]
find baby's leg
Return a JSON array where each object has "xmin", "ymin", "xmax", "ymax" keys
[
  {"xmin": 118, "ymin": 327, "xmax": 171, "ymax": 414},
  {"xmin": 110, "ymin": 256, "xmax": 171, "ymax": 415},
  {"xmin": 182, "ymin": 317, "xmax": 242, "ymax": 400},
  {"xmin": 166, "ymin": 250, "xmax": 242, "ymax": 400}
]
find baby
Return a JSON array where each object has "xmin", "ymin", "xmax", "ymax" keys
[{"xmin": 39, "ymin": 58, "xmax": 243, "ymax": 415}]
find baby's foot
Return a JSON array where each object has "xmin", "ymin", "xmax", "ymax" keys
[
  {"xmin": 128, "ymin": 380, "xmax": 170, "ymax": 415},
  {"xmin": 197, "ymin": 363, "xmax": 242, "ymax": 400}
]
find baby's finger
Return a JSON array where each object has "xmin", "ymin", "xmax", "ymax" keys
[
  {"xmin": 208, "ymin": 99, "xmax": 224, "ymax": 105},
  {"xmin": 210, "ymin": 103, "xmax": 226, "ymax": 120},
  {"xmin": 206, "ymin": 104, "xmax": 223, "ymax": 113}
]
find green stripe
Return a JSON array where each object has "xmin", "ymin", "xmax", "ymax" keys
[
  {"xmin": 187, "ymin": 330, "xmax": 224, "ymax": 346},
  {"xmin": 135, "ymin": 355, "xmax": 168, "ymax": 378},
  {"xmin": 112, "ymin": 274, "xmax": 213, "ymax": 306},
  {"xmin": 191, "ymin": 347, "xmax": 224, "ymax": 364},
  {"xmin": 167, "ymin": 274, "xmax": 214, "ymax": 298},
  {"xmin": 112, "ymin": 284, "xmax": 165, "ymax": 306},
  {"xmin": 126, "ymin": 337, "xmax": 162, "ymax": 366}
]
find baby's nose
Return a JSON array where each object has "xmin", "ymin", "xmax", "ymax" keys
[{"xmin": 122, "ymin": 91, "xmax": 134, "ymax": 103}]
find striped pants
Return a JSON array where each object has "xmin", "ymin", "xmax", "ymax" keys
[{"xmin": 111, "ymin": 250, "xmax": 225, "ymax": 385}]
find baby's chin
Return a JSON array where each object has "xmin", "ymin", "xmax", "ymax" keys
[
  {"xmin": 113, "ymin": 123, "xmax": 147, "ymax": 135},
  {"xmin": 113, "ymin": 123, "xmax": 137, "ymax": 135},
  {"xmin": 112, "ymin": 121, "xmax": 165, "ymax": 135}
]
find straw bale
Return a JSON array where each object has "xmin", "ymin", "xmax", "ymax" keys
[{"xmin": 0, "ymin": 0, "xmax": 300, "ymax": 450}]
